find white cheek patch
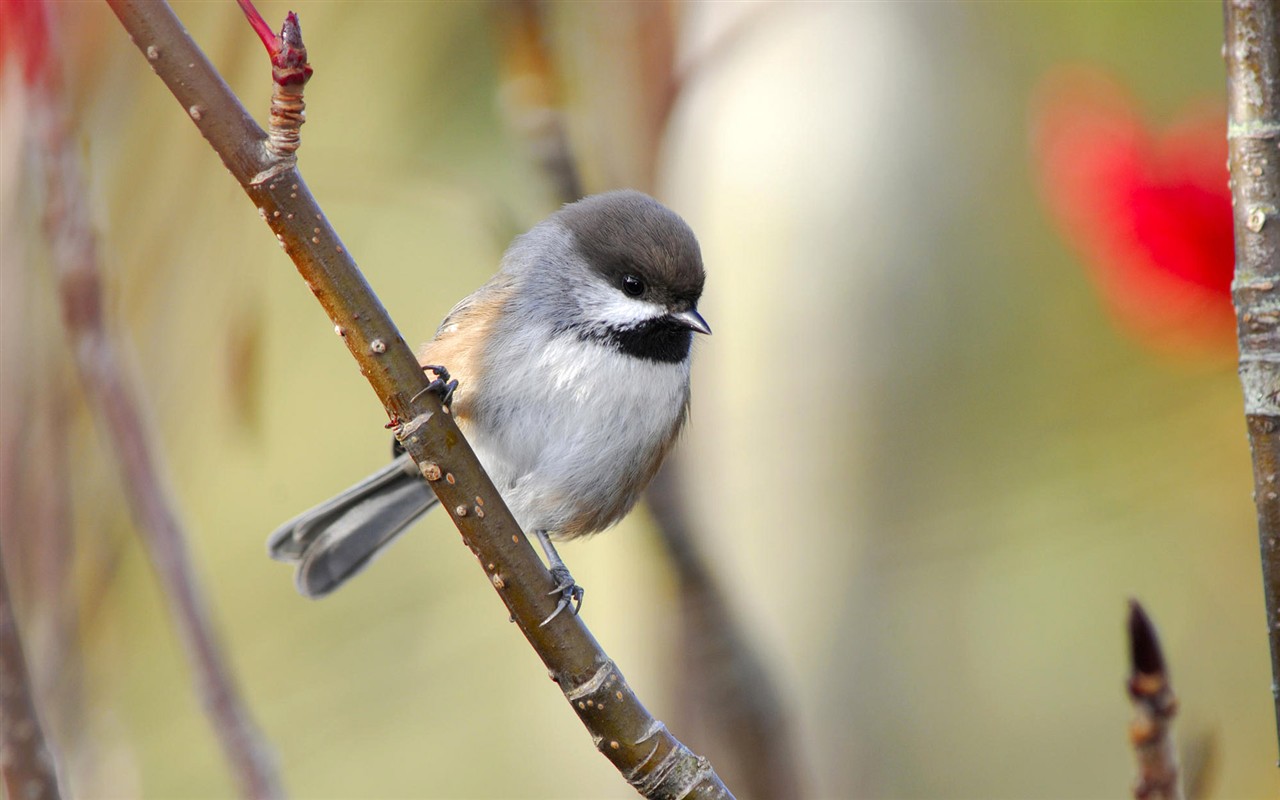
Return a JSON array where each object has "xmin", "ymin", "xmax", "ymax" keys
[{"xmin": 576, "ymin": 280, "xmax": 666, "ymax": 329}]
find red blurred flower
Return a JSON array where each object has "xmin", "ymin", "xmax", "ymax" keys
[
  {"xmin": 0, "ymin": 0, "xmax": 53, "ymax": 88},
  {"xmin": 1032, "ymin": 68, "xmax": 1234, "ymax": 355}
]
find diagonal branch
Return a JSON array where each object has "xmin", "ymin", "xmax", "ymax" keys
[
  {"xmin": 104, "ymin": 2, "xmax": 735, "ymax": 796},
  {"xmin": 1223, "ymin": 0, "xmax": 1280, "ymax": 760}
]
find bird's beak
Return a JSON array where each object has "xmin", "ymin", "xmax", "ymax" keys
[{"xmin": 671, "ymin": 308, "xmax": 712, "ymax": 335}]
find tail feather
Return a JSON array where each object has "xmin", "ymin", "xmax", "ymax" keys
[{"xmin": 267, "ymin": 454, "xmax": 438, "ymax": 598}]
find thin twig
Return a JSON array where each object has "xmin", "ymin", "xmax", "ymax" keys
[
  {"xmin": 0, "ymin": 32, "xmax": 68, "ymax": 764},
  {"xmin": 656, "ymin": 2, "xmax": 781, "ymax": 139},
  {"xmin": 493, "ymin": 1, "xmax": 583, "ymax": 204},
  {"xmin": 27, "ymin": 2, "xmax": 284, "ymax": 796},
  {"xmin": 0, "ymin": 4, "xmax": 82, "ymax": 758},
  {"xmin": 235, "ymin": 0, "xmax": 281, "ymax": 56},
  {"xmin": 0, "ymin": 540, "xmax": 62, "ymax": 800},
  {"xmin": 1223, "ymin": 0, "xmax": 1280, "ymax": 760},
  {"xmin": 1180, "ymin": 733, "xmax": 1219, "ymax": 800},
  {"xmin": 104, "ymin": 2, "xmax": 734, "ymax": 795},
  {"xmin": 1126, "ymin": 601, "xmax": 1183, "ymax": 800},
  {"xmin": 648, "ymin": 466, "xmax": 806, "ymax": 799}
]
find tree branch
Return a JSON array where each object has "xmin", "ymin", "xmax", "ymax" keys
[
  {"xmin": 647, "ymin": 467, "xmax": 805, "ymax": 799},
  {"xmin": 104, "ymin": 2, "xmax": 734, "ymax": 795},
  {"xmin": 1223, "ymin": 0, "xmax": 1280, "ymax": 760},
  {"xmin": 0, "ymin": 540, "xmax": 62, "ymax": 800}
]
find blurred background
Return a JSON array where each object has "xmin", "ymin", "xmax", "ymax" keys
[{"xmin": 2, "ymin": 1, "xmax": 1275, "ymax": 797}]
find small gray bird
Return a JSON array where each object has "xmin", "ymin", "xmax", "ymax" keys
[{"xmin": 268, "ymin": 190, "xmax": 709, "ymax": 622}]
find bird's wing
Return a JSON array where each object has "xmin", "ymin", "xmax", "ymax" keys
[{"xmin": 417, "ymin": 273, "xmax": 517, "ymax": 422}]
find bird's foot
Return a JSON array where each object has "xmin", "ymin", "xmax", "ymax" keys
[
  {"xmin": 541, "ymin": 565, "xmax": 584, "ymax": 626},
  {"xmin": 418, "ymin": 364, "xmax": 458, "ymax": 408}
]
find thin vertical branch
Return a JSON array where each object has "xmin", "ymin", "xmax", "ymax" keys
[
  {"xmin": 648, "ymin": 467, "xmax": 805, "ymax": 800},
  {"xmin": 0, "ymin": 73, "xmax": 81, "ymax": 769},
  {"xmin": 0, "ymin": 50, "xmax": 66, "ymax": 771},
  {"xmin": 1223, "ymin": 0, "xmax": 1280, "ymax": 760},
  {"xmin": 1127, "ymin": 601, "xmax": 1183, "ymax": 800},
  {"xmin": 494, "ymin": 1, "xmax": 583, "ymax": 204},
  {"xmin": 0, "ymin": 541, "xmax": 62, "ymax": 800},
  {"xmin": 26, "ymin": 2, "xmax": 283, "ymax": 796},
  {"xmin": 49, "ymin": 180, "xmax": 285, "ymax": 800}
]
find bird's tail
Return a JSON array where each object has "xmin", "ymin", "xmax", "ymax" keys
[{"xmin": 268, "ymin": 453, "xmax": 438, "ymax": 598}]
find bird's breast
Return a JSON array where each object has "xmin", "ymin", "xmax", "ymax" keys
[{"xmin": 464, "ymin": 332, "xmax": 690, "ymax": 538}]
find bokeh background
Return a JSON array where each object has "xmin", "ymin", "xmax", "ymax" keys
[{"xmin": 2, "ymin": 1, "xmax": 1276, "ymax": 798}]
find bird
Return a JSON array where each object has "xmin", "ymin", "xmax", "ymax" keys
[{"xmin": 267, "ymin": 190, "xmax": 709, "ymax": 623}]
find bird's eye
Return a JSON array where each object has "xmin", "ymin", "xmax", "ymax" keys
[{"xmin": 621, "ymin": 274, "xmax": 645, "ymax": 297}]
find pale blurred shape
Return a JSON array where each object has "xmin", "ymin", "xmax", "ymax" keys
[{"xmin": 665, "ymin": 3, "xmax": 948, "ymax": 795}]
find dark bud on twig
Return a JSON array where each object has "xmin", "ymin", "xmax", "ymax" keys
[
  {"xmin": 1126, "ymin": 599, "xmax": 1183, "ymax": 800},
  {"xmin": 1128, "ymin": 599, "xmax": 1166, "ymax": 679}
]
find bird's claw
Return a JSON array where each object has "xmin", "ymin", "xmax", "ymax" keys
[
  {"xmin": 540, "ymin": 565, "xmax": 584, "ymax": 626},
  {"xmin": 418, "ymin": 365, "xmax": 458, "ymax": 408}
]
